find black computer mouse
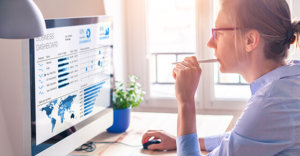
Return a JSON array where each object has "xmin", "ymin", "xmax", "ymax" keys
[{"xmin": 143, "ymin": 139, "xmax": 161, "ymax": 150}]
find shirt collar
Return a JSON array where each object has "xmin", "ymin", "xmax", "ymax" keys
[{"xmin": 250, "ymin": 60, "xmax": 300, "ymax": 95}]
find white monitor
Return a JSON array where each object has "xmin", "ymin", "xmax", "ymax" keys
[{"xmin": 22, "ymin": 16, "xmax": 114, "ymax": 156}]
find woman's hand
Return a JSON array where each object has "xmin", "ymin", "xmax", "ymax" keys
[
  {"xmin": 141, "ymin": 130, "xmax": 177, "ymax": 151},
  {"xmin": 173, "ymin": 56, "xmax": 202, "ymax": 105},
  {"xmin": 173, "ymin": 56, "xmax": 201, "ymax": 136}
]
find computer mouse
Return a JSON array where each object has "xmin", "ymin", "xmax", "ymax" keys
[{"xmin": 143, "ymin": 139, "xmax": 161, "ymax": 150}]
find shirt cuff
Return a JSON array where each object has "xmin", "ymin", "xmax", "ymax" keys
[
  {"xmin": 204, "ymin": 132, "xmax": 230, "ymax": 151},
  {"xmin": 176, "ymin": 133, "xmax": 201, "ymax": 156}
]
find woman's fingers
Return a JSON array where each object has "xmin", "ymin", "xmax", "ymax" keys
[
  {"xmin": 148, "ymin": 143, "xmax": 164, "ymax": 150},
  {"xmin": 184, "ymin": 56, "xmax": 199, "ymax": 67},
  {"xmin": 173, "ymin": 58, "xmax": 199, "ymax": 80},
  {"xmin": 173, "ymin": 62, "xmax": 187, "ymax": 79},
  {"xmin": 141, "ymin": 130, "xmax": 177, "ymax": 151},
  {"xmin": 141, "ymin": 131, "xmax": 163, "ymax": 144},
  {"xmin": 180, "ymin": 60, "xmax": 193, "ymax": 68},
  {"xmin": 172, "ymin": 68, "xmax": 177, "ymax": 79},
  {"xmin": 173, "ymin": 56, "xmax": 202, "ymax": 104}
]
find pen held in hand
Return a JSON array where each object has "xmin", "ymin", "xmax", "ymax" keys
[{"xmin": 172, "ymin": 59, "xmax": 218, "ymax": 65}]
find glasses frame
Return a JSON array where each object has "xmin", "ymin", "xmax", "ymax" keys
[{"xmin": 212, "ymin": 28, "xmax": 239, "ymax": 40}]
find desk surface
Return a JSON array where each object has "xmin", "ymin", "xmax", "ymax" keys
[{"xmin": 70, "ymin": 112, "xmax": 233, "ymax": 156}]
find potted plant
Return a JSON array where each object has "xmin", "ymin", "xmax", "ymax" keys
[{"xmin": 107, "ymin": 75, "xmax": 145, "ymax": 133}]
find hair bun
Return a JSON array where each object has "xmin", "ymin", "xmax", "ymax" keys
[
  {"xmin": 290, "ymin": 35, "xmax": 296, "ymax": 44},
  {"xmin": 287, "ymin": 30, "xmax": 296, "ymax": 45}
]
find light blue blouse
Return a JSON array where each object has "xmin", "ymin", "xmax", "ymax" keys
[{"xmin": 176, "ymin": 61, "xmax": 300, "ymax": 156}]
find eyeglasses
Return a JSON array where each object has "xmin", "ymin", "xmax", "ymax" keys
[{"xmin": 212, "ymin": 28, "xmax": 239, "ymax": 40}]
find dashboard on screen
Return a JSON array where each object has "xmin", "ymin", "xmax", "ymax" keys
[{"xmin": 30, "ymin": 16, "xmax": 113, "ymax": 155}]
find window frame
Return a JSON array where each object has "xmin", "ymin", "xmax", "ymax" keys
[
  {"xmin": 197, "ymin": 0, "xmax": 247, "ymax": 110},
  {"xmin": 126, "ymin": 0, "xmax": 259, "ymax": 111},
  {"xmin": 126, "ymin": 0, "xmax": 178, "ymax": 109}
]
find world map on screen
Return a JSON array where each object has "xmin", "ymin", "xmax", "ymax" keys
[{"xmin": 41, "ymin": 95, "xmax": 77, "ymax": 132}]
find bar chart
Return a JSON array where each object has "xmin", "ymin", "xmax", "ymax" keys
[
  {"xmin": 57, "ymin": 57, "xmax": 70, "ymax": 89},
  {"xmin": 82, "ymin": 81, "xmax": 106, "ymax": 116}
]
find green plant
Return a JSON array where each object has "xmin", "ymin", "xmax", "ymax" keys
[{"xmin": 112, "ymin": 75, "xmax": 145, "ymax": 110}]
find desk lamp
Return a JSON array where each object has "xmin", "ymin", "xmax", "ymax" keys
[{"xmin": 0, "ymin": 0, "xmax": 45, "ymax": 39}]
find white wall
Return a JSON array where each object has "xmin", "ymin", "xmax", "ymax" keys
[
  {"xmin": 34, "ymin": 0, "xmax": 105, "ymax": 19},
  {"xmin": 0, "ymin": 1, "xmax": 128, "ymax": 155},
  {"xmin": 0, "ymin": 39, "xmax": 24, "ymax": 156},
  {"xmin": 104, "ymin": 0, "xmax": 128, "ymax": 82},
  {"xmin": 0, "ymin": 102, "xmax": 13, "ymax": 155},
  {"xmin": 124, "ymin": 0, "xmax": 149, "ymax": 95}
]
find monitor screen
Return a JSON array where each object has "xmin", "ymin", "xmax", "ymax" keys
[{"xmin": 30, "ymin": 16, "xmax": 113, "ymax": 155}]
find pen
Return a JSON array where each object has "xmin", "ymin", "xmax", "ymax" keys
[{"xmin": 172, "ymin": 59, "xmax": 218, "ymax": 64}]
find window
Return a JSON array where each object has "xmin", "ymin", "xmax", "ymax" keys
[
  {"xmin": 126, "ymin": 0, "xmax": 300, "ymax": 110},
  {"xmin": 288, "ymin": 0, "xmax": 300, "ymax": 60},
  {"xmin": 148, "ymin": 0, "xmax": 196, "ymax": 98},
  {"xmin": 212, "ymin": 0, "xmax": 250, "ymax": 100}
]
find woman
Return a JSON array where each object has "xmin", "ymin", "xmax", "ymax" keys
[{"xmin": 142, "ymin": 0, "xmax": 300, "ymax": 155}]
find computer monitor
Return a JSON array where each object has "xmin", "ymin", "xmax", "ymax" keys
[{"xmin": 26, "ymin": 16, "xmax": 113, "ymax": 156}]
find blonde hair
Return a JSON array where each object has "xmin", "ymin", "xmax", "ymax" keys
[{"xmin": 221, "ymin": 0, "xmax": 300, "ymax": 62}]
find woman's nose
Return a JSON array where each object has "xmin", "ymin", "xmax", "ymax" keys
[{"xmin": 207, "ymin": 37, "xmax": 215, "ymax": 49}]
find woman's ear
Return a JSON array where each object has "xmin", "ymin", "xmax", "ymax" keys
[{"xmin": 244, "ymin": 30, "xmax": 260, "ymax": 53}]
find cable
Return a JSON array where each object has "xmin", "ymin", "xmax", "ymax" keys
[
  {"xmin": 75, "ymin": 141, "xmax": 142, "ymax": 152},
  {"xmin": 74, "ymin": 142, "xmax": 96, "ymax": 152}
]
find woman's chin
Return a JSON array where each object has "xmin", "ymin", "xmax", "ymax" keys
[
  {"xmin": 219, "ymin": 66, "xmax": 230, "ymax": 73},
  {"xmin": 219, "ymin": 68, "xmax": 226, "ymax": 73},
  {"xmin": 218, "ymin": 61, "xmax": 234, "ymax": 73}
]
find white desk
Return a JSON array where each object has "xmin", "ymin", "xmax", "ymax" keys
[{"xmin": 70, "ymin": 112, "xmax": 233, "ymax": 156}]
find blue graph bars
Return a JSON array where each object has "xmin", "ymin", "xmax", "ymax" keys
[
  {"xmin": 58, "ymin": 67, "xmax": 69, "ymax": 73},
  {"xmin": 83, "ymin": 81, "xmax": 106, "ymax": 116},
  {"xmin": 58, "ymin": 63, "xmax": 69, "ymax": 67},
  {"xmin": 58, "ymin": 72, "xmax": 69, "ymax": 78},
  {"xmin": 84, "ymin": 81, "xmax": 105, "ymax": 92},
  {"xmin": 58, "ymin": 78, "xmax": 68, "ymax": 83},
  {"xmin": 58, "ymin": 83, "xmax": 70, "ymax": 88},
  {"xmin": 84, "ymin": 91, "xmax": 100, "ymax": 100},
  {"xmin": 57, "ymin": 57, "xmax": 70, "ymax": 89},
  {"xmin": 58, "ymin": 57, "xmax": 69, "ymax": 62}
]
